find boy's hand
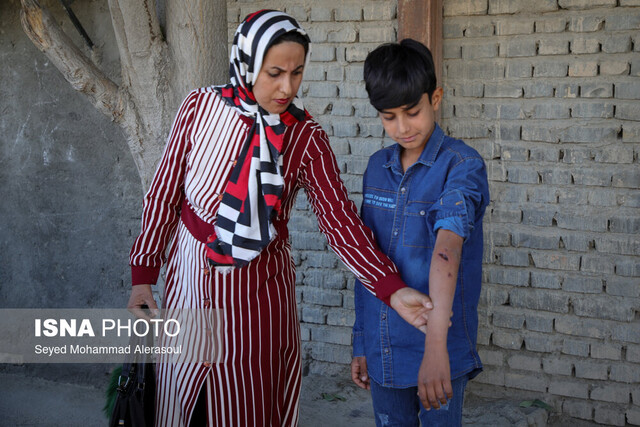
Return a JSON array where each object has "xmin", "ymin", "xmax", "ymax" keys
[
  {"xmin": 351, "ymin": 356, "xmax": 370, "ymax": 390},
  {"xmin": 389, "ymin": 287, "xmax": 433, "ymax": 333},
  {"xmin": 418, "ymin": 342, "xmax": 453, "ymax": 410}
]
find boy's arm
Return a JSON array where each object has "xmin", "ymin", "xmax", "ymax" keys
[{"xmin": 418, "ymin": 229, "xmax": 463, "ymax": 410}]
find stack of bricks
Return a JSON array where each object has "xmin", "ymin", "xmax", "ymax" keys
[
  {"xmin": 443, "ymin": 1, "xmax": 639, "ymax": 425},
  {"xmin": 228, "ymin": 1, "xmax": 640, "ymax": 424}
]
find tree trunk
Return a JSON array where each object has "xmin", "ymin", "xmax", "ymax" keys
[{"xmin": 20, "ymin": 0, "xmax": 228, "ymax": 190}]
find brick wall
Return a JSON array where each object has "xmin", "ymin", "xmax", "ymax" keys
[
  {"xmin": 227, "ymin": 1, "xmax": 640, "ymax": 424},
  {"xmin": 443, "ymin": 1, "xmax": 639, "ymax": 425}
]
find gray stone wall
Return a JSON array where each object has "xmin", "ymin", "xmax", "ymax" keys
[
  {"xmin": 0, "ymin": 0, "xmax": 138, "ymax": 315},
  {"xmin": 1, "ymin": 0, "xmax": 140, "ymax": 384},
  {"xmin": 442, "ymin": 2, "xmax": 639, "ymax": 425}
]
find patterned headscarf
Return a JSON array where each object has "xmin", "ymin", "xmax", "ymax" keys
[{"xmin": 206, "ymin": 10, "xmax": 311, "ymax": 270}]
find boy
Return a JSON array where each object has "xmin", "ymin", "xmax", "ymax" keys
[{"xmin": 351, "ymin": 39, "xmax": 490, "ymax": 426}]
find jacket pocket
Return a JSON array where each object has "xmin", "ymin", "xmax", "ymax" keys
[{"xmin": 403, "ymin": 201, "xmax": 433, "ymax": 249}]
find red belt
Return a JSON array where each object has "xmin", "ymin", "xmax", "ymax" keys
[
  {"xmin": 180, "ymin": 198, "xmax": 216, "ymax": 244},
  {"xmin": 179, "ymin": 198, "xmax": 289, "ymax": 245}
]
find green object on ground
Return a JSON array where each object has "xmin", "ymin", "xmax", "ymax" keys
[
  {"xmin": 322, "ymin": 392, "xmax": 347, "ymax": 402},
  {"xmin": 519, "ymin": 399, "xmax": 553, "ymax": 411},
  {"xmin": 103, "ymin": 365, "xmax": 122, "ymax": 418}
]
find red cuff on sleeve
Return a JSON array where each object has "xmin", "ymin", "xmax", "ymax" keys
[
  {"xmin": 131, "ymin": 266, "xmax": 161, "ymax": 286},
  {"xmin": 372, "ymin": 273, "xmax": 407, "ymax": 306}
]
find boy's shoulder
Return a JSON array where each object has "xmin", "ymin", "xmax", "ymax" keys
[
  {"xmin": 363, "ymin": 131, "xmax": 486, "ymax": 174},
  {"xmin": 363, "ymin": 145, "xmax": 396, "ymax": 177},
  {"xmin": 367, "ymin": 145, "xmax": 396, "ymax": 166},
  {"xmin": 439, "ymin": 134, "xmax": 484, "ymax": 163}
]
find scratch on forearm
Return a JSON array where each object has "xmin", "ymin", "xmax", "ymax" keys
[{"xmin": 438, "ymin": 252, "xmax": 449, "ymax": 262}]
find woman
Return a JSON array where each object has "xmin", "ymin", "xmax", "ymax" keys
[{"xmin": 127, "ymin": 10, "xmax": 432, "ymax": 426}]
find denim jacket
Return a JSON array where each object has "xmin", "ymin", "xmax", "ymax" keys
[{"xmin": 353, "ymin": 123, "xmax": 490, "ymax": 387}]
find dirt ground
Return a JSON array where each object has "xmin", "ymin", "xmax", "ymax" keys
[
  {"xmin": 299, "ymin": 373, "xmax": 550, "ymax": 427},
  {"xmin": 2, "ymin": 370, "xmax": 598, "ymax": 426}
]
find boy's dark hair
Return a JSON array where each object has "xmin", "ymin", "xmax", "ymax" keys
[{"xmin": 364, "ymin": 38, "xmax": 437, "ymax": 111}]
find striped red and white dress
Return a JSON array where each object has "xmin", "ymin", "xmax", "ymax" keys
[{"xmin": 130, "ymin": 88, "xmax": 405, "ymax": 426}]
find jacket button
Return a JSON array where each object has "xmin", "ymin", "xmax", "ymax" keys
[
  {"xmin": 203, "ymin": 300, "xmax": 211, "ymax": 308},
  {"xmin": 203, "ymin": 361, "xmax": 211, "ymax": 367},
  {"xmin": 420, "ymin": 210, "xmax": 426, "ymax": 216}
]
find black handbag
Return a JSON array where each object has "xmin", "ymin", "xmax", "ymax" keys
[{"xmin": 109, "ymin": 332, "xmax": 156, "ymax": 427}]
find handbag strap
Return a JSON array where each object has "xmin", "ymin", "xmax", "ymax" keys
[{"xmin": 117, "ymin": 331, "xmax": 154, "ymax": 393}]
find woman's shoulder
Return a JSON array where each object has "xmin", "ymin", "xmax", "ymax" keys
[
  {"xmin": 182, "ymin": 86, "xmax": 225, "ymax": 106},
  {"xmin": 180, "ymin": 87, "xmax": 245, "ymax": 122},
  {"xmin": 286, "ymin": 114, "xmax": 330, "ymax": 145},
  {"xmin": 289, "ymin": 114, "xmax": 325, "ymax": 135},
  {"xmin": 283, "ymin": 114, "xmax": 334, "ymax": 163}
]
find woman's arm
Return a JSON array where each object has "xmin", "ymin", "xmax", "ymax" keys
[
  {"xmin": 127, "ymin": 91, "xmax": 200, "ymax": 315},
  {"xmin": 298, "ymin": 124, "xmax": 432, "ymax": 329},
  {"xmin": 128, "ymin": 91, "xmax": 198, "ymax": 287}
]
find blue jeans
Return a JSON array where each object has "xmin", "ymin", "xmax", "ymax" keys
[{"xmin": 370, "ymin": 375, "xmax": 469, "ymax": 427}]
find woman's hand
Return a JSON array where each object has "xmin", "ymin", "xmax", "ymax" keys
[
  {"xmin": 389, "ymin": 287, "xmax": 433, "ymax": 333},
  {"xmin": 127, "ymin": 284, "xmax": 159, "ymax": 320},
  {"xmin": 351, "ymin": 356, "xmax": 370, "ymax": 390}
]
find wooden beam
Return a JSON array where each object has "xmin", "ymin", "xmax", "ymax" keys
[{"xmin": 398, "ymin": 0, "xmax": 443, "ymax": 88}]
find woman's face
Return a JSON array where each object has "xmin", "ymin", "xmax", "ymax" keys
[{"xmin": 253, "ymin": 41, "xmax": 306, "ymax": 115}]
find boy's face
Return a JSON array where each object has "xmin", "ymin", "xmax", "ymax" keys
[{"xmin": 378, "ymin": 88, "xmax": 443, "ymax": 158}]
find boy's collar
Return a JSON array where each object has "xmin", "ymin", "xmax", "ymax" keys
[{"xmin": 384, "ymin": 123, "xmax": 445, "ymax": 172}]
